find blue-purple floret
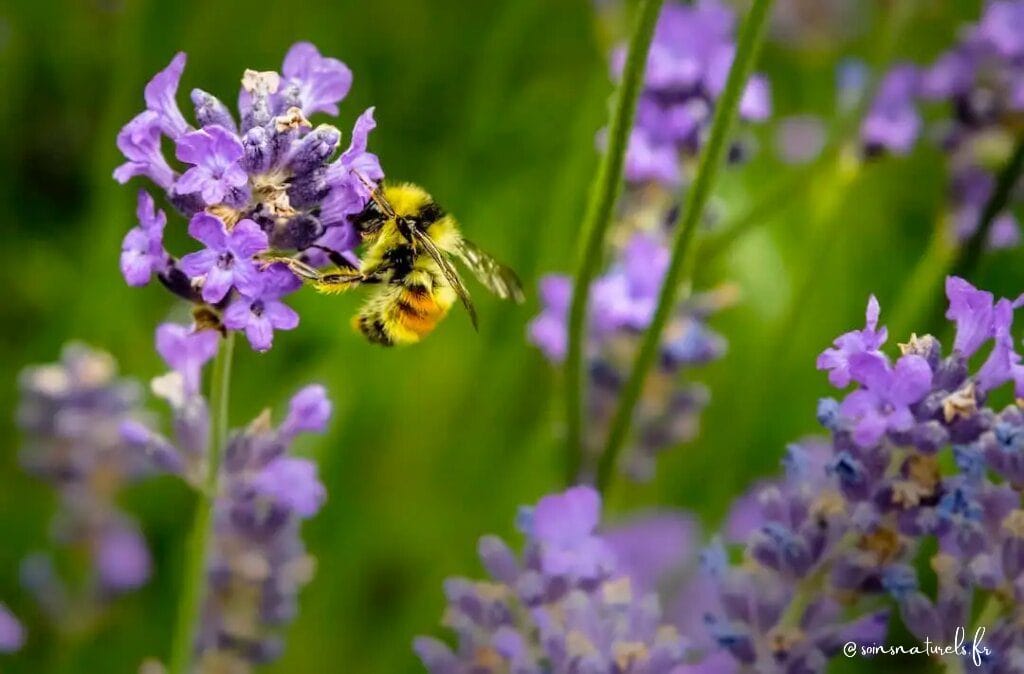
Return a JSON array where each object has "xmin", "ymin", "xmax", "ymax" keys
[
  {"xmin": 15, "ymin": 344, "xmax": 158, "ymax": 626},
  {"xmin": 414, "ymin": 486, "xmax": 689, "ymax": 674},
  {"xmin": 113, "ymin": 43, "xmax": 383, "ymax": 352},
  {"xmin": 121, "ymin": 322, "xmax": 330, "ymax": 669},
  {"xmin": 611, "ymin": 0, "xmax": 771, "ymax": 185},
  {"xmin": 675, "ymin": 274, "xmax": 1024, "ymax": 673},
  {"xmin": 528, "ymin": 230, "xmax": 731, "ymax": 481}
]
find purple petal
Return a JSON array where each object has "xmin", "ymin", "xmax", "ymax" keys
[
  {"xmin": 281, "ymin": 385, "xmax": 332, "ymax": 437},
  {"xmin": 228, "ymin": 219, "xmax": 270, "ymax": 258},
  {"xmin": 222, "ymin": 298, "xmax": 251, "ymax": 330},
  {"xmin": 144, "ymin": 52, "xmax": 190, "ymax": 137},
  {"xmin": 0, "ymin": 604, "xmax": 24, "ymax": 653},
  {"xmin": 96, "ymin": 525, "xmax": 151, "ymax": 591},
  {"xmin": 265, "ymin": 300, "xmax": 299, "ymax": 330},
  {"xmin": 252, "ymin": 457, "xmax": 326, "ymax": 517},
  {"xmin": 533, "ymin": 486, "xmax": 601, "ymax": 545},
  {"xmin": 245, "ymin": 313, "xmax": 275, "ymax": 352},
  {"xmin": 888, "ymin": 355, "xmax": 933, "ymax": 406},
  {"xmin": 282, "ymin": 42, "xmax": 353, "ymax": 116},
  {"xmin": 178, "ymin": 247, "xmax": 219, "ymax": 277},
  {"xmin": 201, "ymin": 265, "xmax": 235, "ymax": 303},
  {"xmin": 186, "ymin": 212, "xmax": 228, "ymax": 250}
]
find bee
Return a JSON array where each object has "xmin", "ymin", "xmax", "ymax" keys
[{"xmin": 265, "ymin": 180, "xmax": 524, "ymax": 346}]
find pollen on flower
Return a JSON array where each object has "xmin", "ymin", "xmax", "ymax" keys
[{"xmin": 113, "ymin": 42, "xmax": 384, "ymax": 353}]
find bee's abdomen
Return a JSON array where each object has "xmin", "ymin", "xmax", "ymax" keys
[{"xmin": 353, "ymin": 284, "xmax": 449, "ymax": 346}]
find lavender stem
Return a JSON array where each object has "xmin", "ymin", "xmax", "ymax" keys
[
  {"xmin": 168, "ymin": 331, "xmax": 235, "ymax": 674},
  {"xmin": 596, "ymin": 0, "xmax": 776, "ymax": 494},
  {"xmin": 564, "ymin": 0, "xmax": 666, "ymax": 486}
]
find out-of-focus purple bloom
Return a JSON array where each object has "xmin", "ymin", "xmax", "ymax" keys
[
  {"xmin": 861, "ymin": 65, "xmax": 920, "ymax": 155},
  {"xmin": 980, "ymin": 1, "xmax": 1024, "ymax": 59},
  {"xmin": 529, "ymin": 486, "xmax": 615, "ymax": 581},
  {"xmin": 174, "ymin": 125, "xmax": 248, "ymax": 206},
  {"xmin": 603, "ymin": 512, "xmax": 696, "ymax": 594},
  {"xmin": 251, "ymin": 457, "xmax": 326, "ymax": 518},
  {"xmin": 817, "ymin": 295, "xmax": 887, "ymax": 388},
  {"xmin": 527, "ymin": 275, "xmax": 572, "ymax": 362},
  {"xmin": 179, "ymin": 214, "xmax": 267, "ymax": 303},
  {"xmin": 610, "ymin": 0, "xmax": 771, "ymax": 187},
  {"xmin": 775, "ymin": 115, "xmax": 826, "ymax": 165},
  {"xmin": 279, "ymin": 384, "xmax": 332, "ymax": 439},
  {"xmin": 96, "ymin": 524, "xmax": 152, "ymax": 591},
  {"xmin": 222, "ymin": 265, "xmax": 301, "ymax": 352},
  {"xmin": 280, "ymin": 42, "xmax": 353, "ymax": 117},
  {"xmin": 0, "ymin": 604, "xmax": 24, "ymax": 653},
  {"xmin": 16, "ymin": 345, "xmax": 162, "ymax": 627},
  {"xmin": 154, "ymin": 322, "xmax": 219, "ymax": 396},
  {"xmin": 120, "ymin": 191, "xmax": 169, "ymax": 286}
]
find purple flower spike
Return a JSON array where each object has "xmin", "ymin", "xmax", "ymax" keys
[
  {"xmin": 113, "ymin": 111, "xmax": 176, "ymax": 189},
  {"xmin": 946, "ymin": 276, "xmax": 997, "ymax": 358},
  {"xmin": 174, "ymin": 125, "xmax": 248, "ymax": 206},
  {"xmin": 817, "ymin": 294, "xmax": 888, "ymax": 388},
  {"xmin": 222, "ymin": 265, "xmax": 301, "ymax": 352},
  {"xmin": 280, "ymin": 384, "xmax": 332, "ymax": 439},
  {"xmin": 861, "ymin": 65, "xmax": 921, "ymax": 155},
  {"xmin": 0, "ymin": 604, "xmax": 24, "ymax": 653},
  {"xmin": 155, "ymin": 323, "xmax": 220, "ymax": 396},
  {"xmin": 251, "ymin": 457, "xmax": 326, "ymax": 518},
  {"xmin": 179, "ymin": 214, "xmax": 267, "ymax": 303},
  {"xmin": 980, "ymin": 1, "xmax": 1024, "ymax": 59},
  {"xmin": 282, "ymin": 42, "xmax": 353, "ymax": 117},
  {"xmin": 96, "ymin": 524, "xmax": 152, "ymax": 591},
  {"xmin": 120, "ymin": 191, "xmax": 168, "ymax": 286},
  {"xmin": 840, "ymin": 353, "xmax": 933, "ymax": 447},
  {"xmin": 527, "ymin": 275, "xmax": 572, "ymax": 362},
  {"xmin": 144, "ymin": 52, "xmax": 190, "ymax": 138},
  {"xmin": 530, "ymin": 485, "xmax": 615, "ymax": 580}
]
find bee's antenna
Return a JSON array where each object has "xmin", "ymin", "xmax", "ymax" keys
[{"xmin": 350, "ymin": 169, "xmax": 396, "ymax": 218}]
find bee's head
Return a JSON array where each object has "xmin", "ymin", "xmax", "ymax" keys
[{"xmin": 351, "ymin": 197, "xmax": 388, "ymax": 238}]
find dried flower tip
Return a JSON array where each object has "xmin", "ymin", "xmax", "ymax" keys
[
  {"xmin": 274, "ymin": 106, "xmax": 311, "ymax": 133},
  {"xmin": 241, "ymin": 69, "xmax": 280, "ymax": 94},
  {"xmin": 942, "ymin": 382, "xmax": 978, "ymax": 422}
]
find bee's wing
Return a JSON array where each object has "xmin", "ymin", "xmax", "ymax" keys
[
  {"xmin": 454, "ymin": 238, "xmax": 525, "ymax": 304},
  {"xmin": 410, "ymin": 228, "xmax": 478, "ymax": 330}
]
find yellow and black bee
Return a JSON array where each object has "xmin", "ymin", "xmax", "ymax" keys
[{"xmin": 267, "ymin": 181, "xmax": 524, "ymax": 346}]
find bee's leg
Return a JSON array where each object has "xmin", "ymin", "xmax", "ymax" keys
[
  {"xmin": 259, "ymin": 255, "xmax": 324, "ymax": 281},
  {"xmin": 304, "ymin": 244, "xmax": 359, "ymax": 271}
]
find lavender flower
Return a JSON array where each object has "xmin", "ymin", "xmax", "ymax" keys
[
  {"xmin": 16, "ymin": 344, "xmax": 157, "ymax": 625},
  {"xmin": 121, "ymin": 324, "xmax": 331, "ymax": 669},
  {"xmin": 120, "ymin": 191, "xmax": 170, "ymax": 286},
  {"xmin": 529, "ymin": 231, "xmax": 731, "ymax": 481},
  {"xmin": 414, "ymin": 486, "xmax": 688, "ymax": 674},
  {"xmin": 611, "ymin": 0, "xmax": 772, "ymax": 185},
  {"xmin": 113, "ymin": 43, "xmax": 384, "ymax": 351},
  {"xmin": 688, "ymin": 275, "xmax": 1024, "ymax": 673},
  {"xmin": 865, "ymin": 2, "xmax": 1024, "ymax": 247},
  {"xmin": 0, "ymin": 604, "xmax": 24, "ymax": 653}
]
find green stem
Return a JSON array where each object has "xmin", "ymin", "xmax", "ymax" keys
[
  {"xmin": 564, "ymin": 0, "xmax": 666, "ymax": 486},
  {"xmin": 594, "ymin": 0, "xmax": 776, "ymax": 493},
  {"xmin": 896, "ymin": 132, "xmax": 1024, "ymax": 339},
  {"xmin": 951, "ymin": 132, "xmax": 1024, "ymax": 281},
  {"xmin": 168, "ymin": 331, "xmax": 236, "ymax": 674}
]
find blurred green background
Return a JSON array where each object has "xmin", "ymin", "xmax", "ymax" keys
[{"xmin": 0, "ymin": 0, "xmax": 1018, "ymax": 672}]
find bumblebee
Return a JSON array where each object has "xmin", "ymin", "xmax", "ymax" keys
[{"xmin": 266, "ymin": 180, "xmax": 524, "ymax": 346}]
